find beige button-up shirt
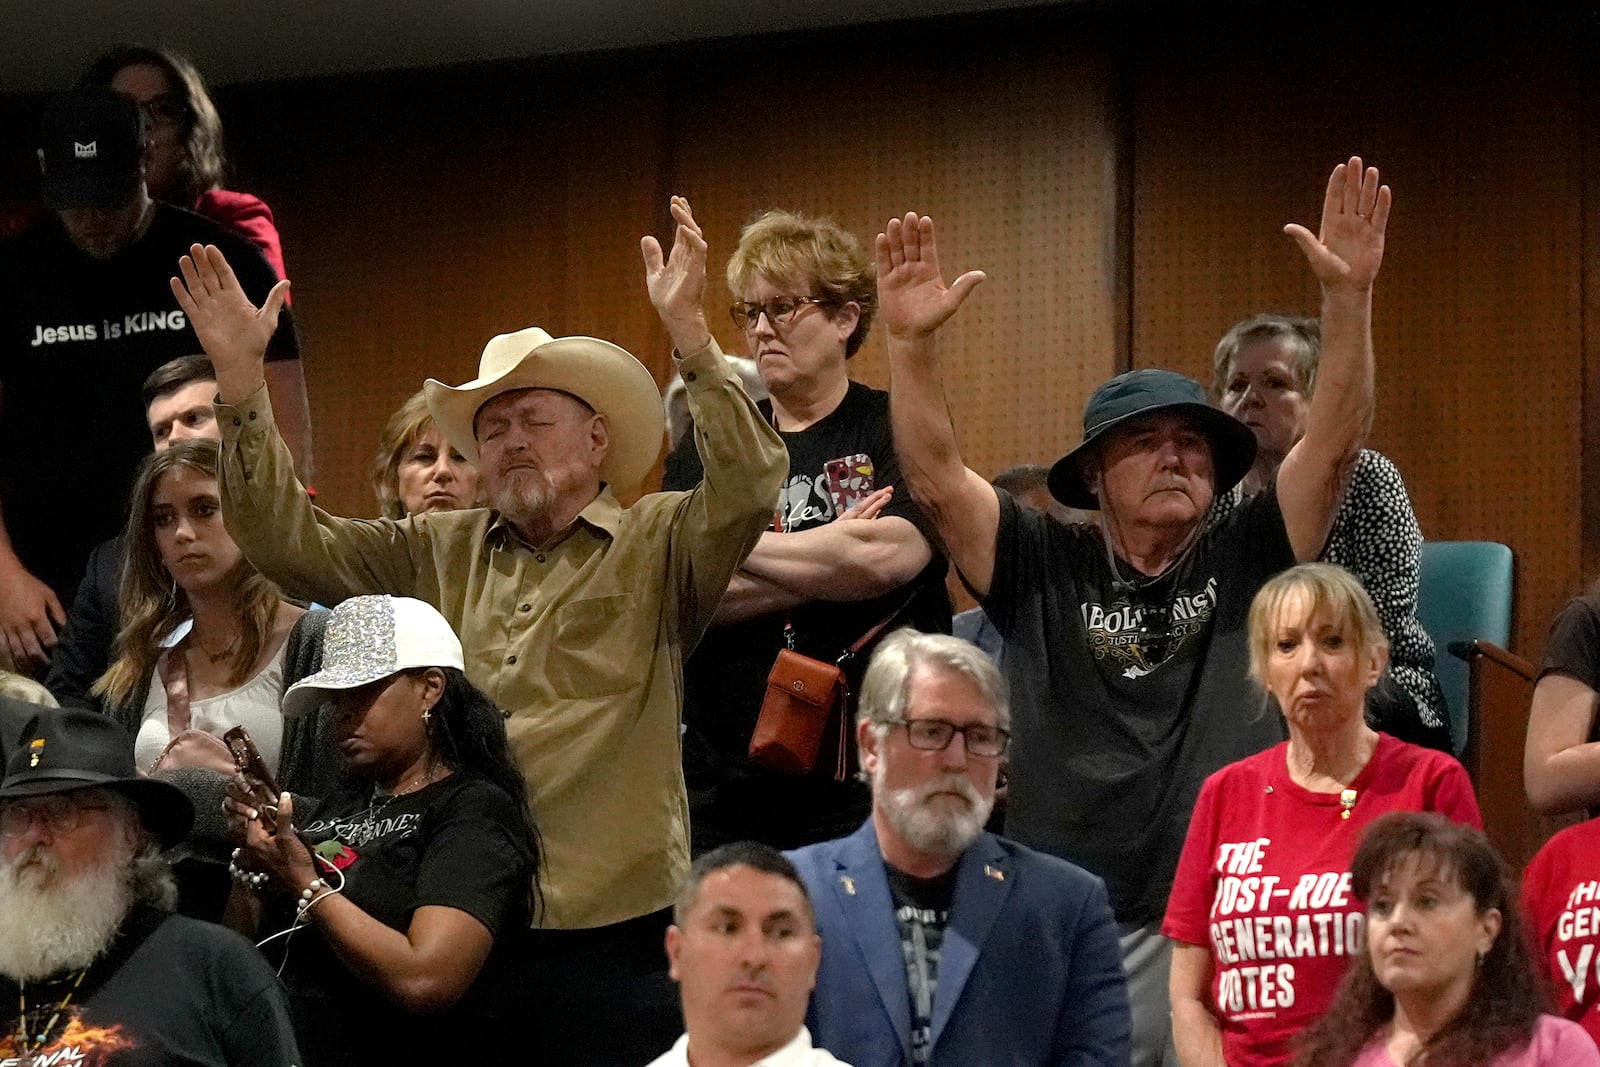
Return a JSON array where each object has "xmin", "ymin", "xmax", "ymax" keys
[{"xmin": 217, "ymin": 341, "xmax": 786, "ymax": 929}]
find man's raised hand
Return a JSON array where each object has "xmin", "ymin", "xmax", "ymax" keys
[
  {"xmin": 876, "ymin": 213, "xmax": 986, "ymax": 340},
  {"xmin": 1285, "ymin": 157, "xmax": 1391, "ymax": 294},
  {"xmin": 641, "ymin": 196, "xmax": 712, "ymax": 354},
  {"xmin": 170, "ymin": 243, "xmax": 290, "ymax": 403}
]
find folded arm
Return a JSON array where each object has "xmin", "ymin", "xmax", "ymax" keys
[
  {"xmin": 1277, "ymin": 158, "xmax": 1389, "ymax": 562},
  {"xmin": 877, "ymin": 213, "xmax": 1000, "ymax": 595},
  {"xmin": 711, "ymin": 516, "xmax": 932, "ymax": 625}
]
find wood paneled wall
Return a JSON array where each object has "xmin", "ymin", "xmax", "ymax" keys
[
  {"xmin": 216, "ymin": 19, "xmax": 1122, "ymax": 518},
  {"xmin": 5, "ymin": 6, "xmax": 1588, "ymax": 670},
  {"xmin": 1125, "ymin": 11, "xmax": 1588, "ymax": 660}
]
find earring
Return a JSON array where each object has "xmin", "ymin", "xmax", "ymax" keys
[{"xmin": 421, "ymin": 706, "xmax": 432, "ymax": 723}]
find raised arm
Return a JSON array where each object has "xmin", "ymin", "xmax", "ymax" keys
[
  {"xmin": 1276, "ymin": 158, "xmax": 1389, "ymax": 562},
  {"xmin": 643, "ymin": 199, "xmax": 787, "ymax": 642},
  {"xmin": 172, "ymin": 244, "xmax": 422, "ymax": 602},
  {"xmin": 878, "ymin": 213, "xmax": 1001, "ymax": 595}
]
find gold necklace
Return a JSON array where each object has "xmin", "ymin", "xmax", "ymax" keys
[
  {"xmin": 16, "ymin": 968, "xmax": 87, "ymax": 1053},
  {"xmin": 187, "ymin": 630, "xmax": 240, "ymax": 663}
]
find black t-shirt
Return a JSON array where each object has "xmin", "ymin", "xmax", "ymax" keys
[
  {"xmin": 886, "ymin": 865, "xmax": 956, "ymax": 1066},
  {"xmin": 0, "ymin": 907, "xmax": 300, "ymax": 1067},
  {"xmin": 663, "ymin": 381, "xmax": 951, "ymax": 851},
  {"xmin": 280, "ymin": 773, "xmax": 534, "ymax": 1066},
  {"xmin": 1542, "ymin": 590, "xmax": 1600, "ymax": 689},
  {"xmin": 983, "ymin": 487, "xmax": 1295, "ymax": 925},
  {"xmin": 0, "ymin": 206, "xmax": 298, "ymax": 603}
]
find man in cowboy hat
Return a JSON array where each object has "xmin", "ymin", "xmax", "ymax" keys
[
  {"xmin": 170, "ymin": 195, "xmax": 785, "ymax": 1065},
  {"xmin": 0, "ymin": 709, "xmax": 300, "ymax": 1065},
  {"xmin": 871, "ymin": 159, "xmax": 1391, "ymax": 1065}
]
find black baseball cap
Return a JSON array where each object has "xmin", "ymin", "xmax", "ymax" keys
[{"xmin": 37, "ymin": 88, "xmax": 143, "ymax": 211}]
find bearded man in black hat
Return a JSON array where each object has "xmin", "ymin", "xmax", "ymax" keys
[
  {"xmin": 0, "ymin": 709, "xmax": 299, "ymax": 1066},
  {"xmin": 875, "ymin": 158, "xmax": 1392, "ymax": 1066}
]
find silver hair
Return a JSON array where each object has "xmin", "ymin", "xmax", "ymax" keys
[
  {"xmin": 856, "ymin": 628, "xmax": 1010, "ymax": 736},
  {"xmin": 1210, "ymin": 313, "xmax": 1321, "ymax": 399}
]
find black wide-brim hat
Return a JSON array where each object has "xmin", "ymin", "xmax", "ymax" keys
[
  {"xmin": 1047, "ymin": 368, "xmax": 1258, "ymax": 511},
  {"xmin": 0, "ymin": 710, "xmax": 193, "ymax": 848}
]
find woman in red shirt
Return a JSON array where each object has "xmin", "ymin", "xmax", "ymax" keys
[{"xmin": 1164, "ymin": 563, "xmax": 1480, "ymax": 1067}]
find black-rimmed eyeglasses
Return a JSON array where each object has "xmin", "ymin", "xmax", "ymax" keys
[
  {"xmin": 889, "ymin": 718, "xmax": 1010, "ymax": 757},
  {"xmin": 729, "ymin": 296, "xmax": 828, "ymax": 331}
]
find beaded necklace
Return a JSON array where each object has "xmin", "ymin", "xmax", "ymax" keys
[{"xmin": 14, "ymin": 968, "xmax": 87, "ymax": 1055}]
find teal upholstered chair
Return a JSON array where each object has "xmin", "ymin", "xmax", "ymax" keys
[{"xmin": 1415, "ymin": 541, "xmax": 1515, "ymax": 763}]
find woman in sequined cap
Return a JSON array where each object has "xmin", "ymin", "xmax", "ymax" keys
[{"xmin": 227, "ymin": 594, "xmax": 537, "ymax": 1065}]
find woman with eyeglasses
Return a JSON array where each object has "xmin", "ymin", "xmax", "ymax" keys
[
  {"xmin": 1297, "ymin": 812, "xmax": 1599, "ymax": 1067},
  {"xmin": 81, "ymin": 45, "xmax": 287, "ymax": 281},
  {"xmin": 227, "ymin": 595, "xmax": 538, "ymax": 1066},
  {"xmin": 657, "ymin": 207, "xmax": 951, "ymax": 856},
  {"xmin": 1163, "ymin": 563, "xmax": 1481, "ymax": 1067}
]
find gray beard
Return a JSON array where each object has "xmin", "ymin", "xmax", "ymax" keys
[
  {"xmin": 0, "ymin": 842, "xmax": 133, "ymax": 982},
  {"xmin": 489, "ymin": 467, "xmax": 559, "ymax": 541},
  {"xmin": 875, "ymin": 771, "xmax": 993, "ymax": 858}
]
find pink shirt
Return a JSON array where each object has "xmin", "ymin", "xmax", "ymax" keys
[{"xmin": 1350, "ymin": 1016, "xmax": 1600, "ymax": 1066}]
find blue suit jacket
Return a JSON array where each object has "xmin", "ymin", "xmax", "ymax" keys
[{"xmin": 788, "ymin": 821, "xmax": 1131, "ymax": 1067}]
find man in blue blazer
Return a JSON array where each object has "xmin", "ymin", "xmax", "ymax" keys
[{"xmin": 788, "ymin": 630, "xmax": 1130, "ymax": 1066}]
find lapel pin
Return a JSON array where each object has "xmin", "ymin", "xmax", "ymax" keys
[
  {"xmin": 27, "ymin": 738, "xmax": 44, "ymax": 768},
  {"xmin": 984, "ymin": 865, "xmax": 1004, "ymax": 881},
  {"xmin": 840, "ymin": 875, "xmax": 856, "ymax": 896}
]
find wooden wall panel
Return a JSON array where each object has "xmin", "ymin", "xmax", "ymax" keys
[
  {"xmin": 209, "ymin": 21, "xmax": 1122, "ymax": 520},
  {"xmin": 1128, "ymin": 18, "xmax": 1586, "ymax": 660},
  {"xmin": 662, "ymin": 30, "xmax": 1121, "ymax": 485},
  {"xmin": 220, "ymin": 59, "xmax": 670, "ymax": 513}
]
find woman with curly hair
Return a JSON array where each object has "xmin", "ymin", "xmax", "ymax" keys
[{"xmin": 1295, "ymin": 812, "xmax": 1599, "ymax": 1067}]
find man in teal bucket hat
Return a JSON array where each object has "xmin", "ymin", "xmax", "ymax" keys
[{"xmin": 874, "ymin": 157, "xmax": 1392, "ymax": 1066}]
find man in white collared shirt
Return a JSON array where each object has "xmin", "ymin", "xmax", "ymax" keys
[{"xmin": 651, "ymin": 842, "xmax": 854, "ymax": 1067}]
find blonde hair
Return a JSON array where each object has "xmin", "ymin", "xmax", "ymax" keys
[
  {"xmin": 1247, "ymin": 562, "xmax": 1389, "ymax": 688},
  {"xmin": 725, "ymin": 210, "xmax": 878, "ymax": 358},
  {"xmin": 0, "ymin": 671, "xmax": 58, "ymax": 707},
  {"xmin": 370, "ymin": 390, "xmax": 435, "ymax": 519},
  {"xmin": 93, "ymin": 440, "xmax": 285, "ymax": 707}
]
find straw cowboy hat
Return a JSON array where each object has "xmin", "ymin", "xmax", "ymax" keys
[{"xmin": 424, "ymin": 327, "xmax": 665, "ymax": 491}]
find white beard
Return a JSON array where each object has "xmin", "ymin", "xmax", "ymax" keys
[
  {"xmin": 0, "ymin": 839, "xmax": 134, "ymax": 982},
  {"xmin": 874, "ymin": 768, "xmax": 993, "ymax": 858},
  {"xmin": 488, "ymin": 466, "xmax": 559, "ymax": 537}
]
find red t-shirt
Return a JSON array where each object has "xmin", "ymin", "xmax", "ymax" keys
[
  {"xmin": 1523, "ymin": 817, "xmax": 1600, "ymax": 1050},
  {"xmin": 1163, "ymin": 733, "xmax": 1481, "ymax": 1067}
]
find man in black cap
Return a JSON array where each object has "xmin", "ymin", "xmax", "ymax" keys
[
  {"xmin": 0, "ymin": 709, "xmax": 300, "ymax": 1065},
  {"xmin": 0, "ymin": 87, "xmax": 306, "ymax": 674},
  {"xmin": 874, "ymin": 158, "xmax": 1392, "ymax": 1065}
]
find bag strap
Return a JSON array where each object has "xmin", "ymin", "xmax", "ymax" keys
[
  {"xmin": 838, "ymin": 589, "xmax": 920, "ymax": 666},
  {"xmin": 158, "ymin": 644, "xmax": 193, "ymax": 735}
]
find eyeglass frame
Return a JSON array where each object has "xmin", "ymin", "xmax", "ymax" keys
[
  {"xmin": 0, "ymin": 793, "xmax": 117, "ymax": 838},
  {"xmin": 728, "ymin": 296, "xmax": 832, "ymax": 332},
  {"xmin": 885, "ymin": 717, "xmax": 1010, "ymax": 758}
]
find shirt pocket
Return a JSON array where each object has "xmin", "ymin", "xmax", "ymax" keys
[{"xmin": 543, "ymin": 593, "xmax": 642, "ymax": 699}]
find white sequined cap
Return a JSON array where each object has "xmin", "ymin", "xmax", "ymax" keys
[{"xmin": 280, "ymin": 596, "xmax": 464, "ymax": 719}]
